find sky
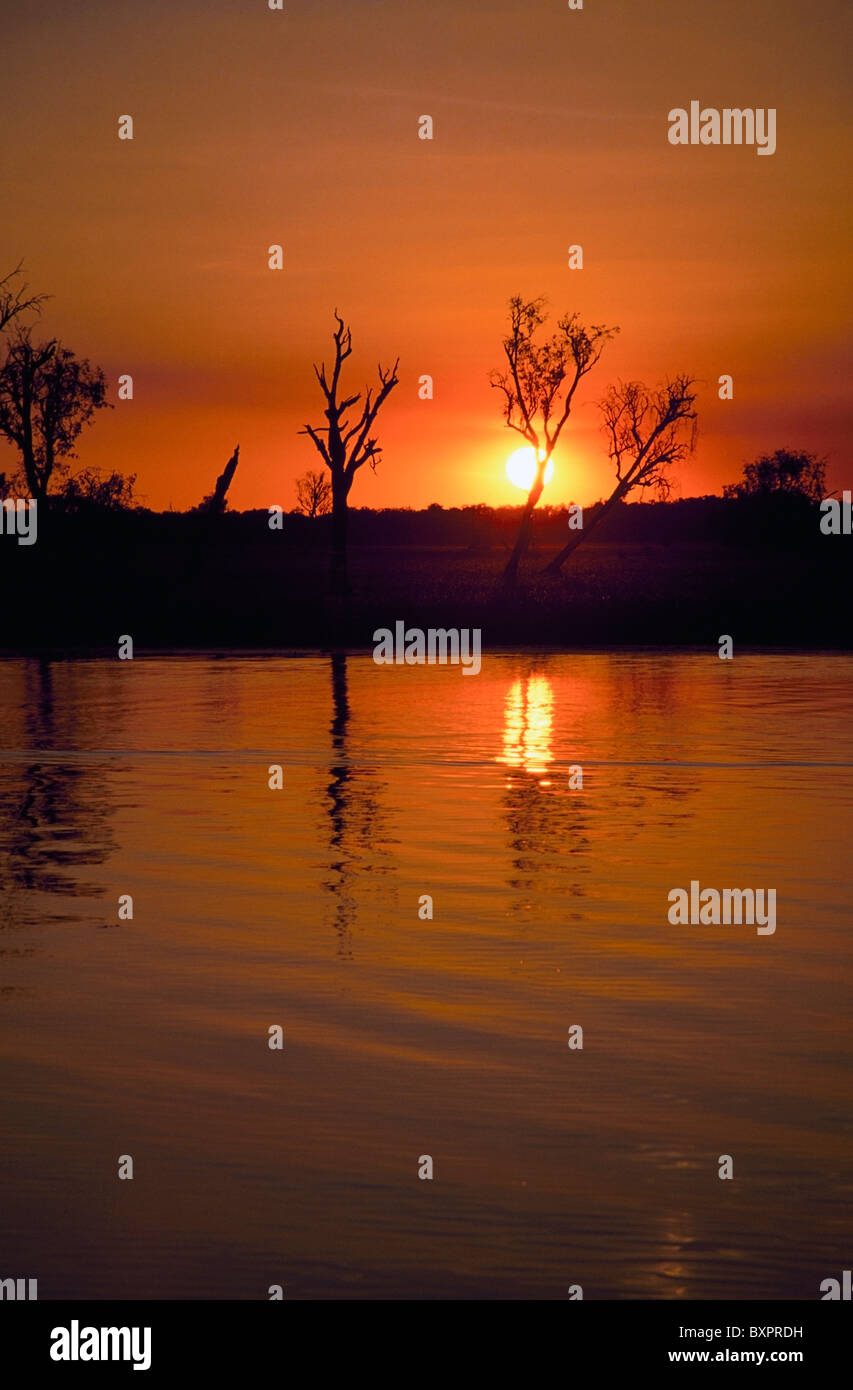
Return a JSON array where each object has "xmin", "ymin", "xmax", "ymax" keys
[{"xmin": 1, "ymin": 0, "xmax": 850, "ymax": 512}]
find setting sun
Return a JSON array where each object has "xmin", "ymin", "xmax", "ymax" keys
[{"xmin": 506, "ymin": 446, "xmax": 555, "ymax": 492}]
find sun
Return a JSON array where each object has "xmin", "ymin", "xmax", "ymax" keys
[{"xmin": 506, "ymin": 446, "xmax": 555, "ymax": 492}]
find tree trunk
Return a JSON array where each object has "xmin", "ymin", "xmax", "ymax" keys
[
  {"xmin": 330, "ymin": 474, "xmax": 350, "ymax": 594},
  {"xmin": 502, "ymin": 478, "xmax": 544, "ymax": 585},
  {"xmin": 22, "ymin": 446, "xmax": 39, "ymax": 501},
  {"xmin": 20, "ymin": 381, "xmax": 39, "ymax": 499},
  {"xmin": 542, "ymin": 482, "xmax": 628, "ymax": 575}
]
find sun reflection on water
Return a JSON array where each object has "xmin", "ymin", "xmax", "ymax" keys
[{"xmin": 498, "ymin": 675, "xmax": 554, "ymax": 779}]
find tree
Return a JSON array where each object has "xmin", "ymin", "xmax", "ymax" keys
[
  {"xmin": 57, "ymin": 467, "xmax": 138, "ymax": 513},
  {"xmin": 301, "ymin": 312, "xmax": 399, "ymax": 591},
  {"xmin": 0, "ymin": 331, "xmax": 110, "ymax": 502},
  {"xmin": 190, "ymin": 445, "xmax": 240, "ymax": 515},
  {"xmin": 0, "ymin": 262, "xmax": 48, "ymax": 335},
  {"xmin": 490, "ymin": 296, "xmax": 617, "ymax": 584},
  {"xmin": 295, "ymin": 468, "xmax": 332, "ymax": 518},
  {"xmin": 543, "ymin": 374, "xmax": 698, "ymax": 574},
  {"xmin": 723, "ymin": 449, "xmax": 826, "ymax": 504}
]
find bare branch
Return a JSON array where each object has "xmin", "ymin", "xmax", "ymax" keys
[
  {"xmin": 542, "ymin": 373, "xmax": 698, "ymax": 575},
  {"xmin": 346, "ymin": 357, "xmax": 400, "ymax": 479},
  {"xmin": 600, "ymin": 374, "xmax": 698, "ymax": 492},
  {"xmin": 0, "ymin": 263, "xmax": 49, "ymax": 335},
  {"xmin": 299, "ymin": 422, "xmax": 332, "ymax": 468}
]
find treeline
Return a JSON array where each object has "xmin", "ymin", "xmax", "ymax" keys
[
  {"xmin": 4, "ymin": 492, "xmax": 848, "ymax": 651},
  {"xmin": 25, "ymin": 492, "xmax": 825, "ymax": 549},
  {"xmin": 286, "ymin": 494, "xmax": 824, "ymax": 547}
]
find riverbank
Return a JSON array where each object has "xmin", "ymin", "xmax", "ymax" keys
[{"xmin": 3, "ymin": 526, "xmax": 849, "ymax": 650}]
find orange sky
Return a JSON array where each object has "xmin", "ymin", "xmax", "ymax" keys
[{"xmin": 2, "ymin": 0, "xmax": 850, "ymax": 511}]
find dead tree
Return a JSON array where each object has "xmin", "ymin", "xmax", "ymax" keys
[
  {"xmin": 205, "ymin": 444, "xmax": 240, "ymax": 515},
  {"xmin": 490, "ymin": 296, "xmax": 617, "ymax": 585},
  {"xmin": 542, "ymin": 375, "xmax": 698, "ymax": 574},
  {"xmin": 301, "ymin": 312, "xmax": 399, "ymax": 592}
]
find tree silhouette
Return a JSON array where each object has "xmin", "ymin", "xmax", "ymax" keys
[
  {"xmin": 543, "ymin": 375, "xmax": 698, "ymax": 574},
  {"xmin": 192, "ymin": 444, "xmax": 240, "ymax": 515},
  {"xmin": 301, "ymin": 311, "xmax": 399, "ymax": 592},
  {"xmin": 723, "ymin": 448, "xmax": 826, "ymax": 504},
  {"xmin": 295, "ymin": 468, "xmax": 332, "ymax": 518},
  {"xmin": 490, "ymin": 296, "xmax": 617, "ymax": 584},
  {"xmin": 0, "ymin": 331, "xmax": 110, "ymax": 502},
  {"xmin": 57, "ymin": 467, "xmax": 137, "ymax": 514}
]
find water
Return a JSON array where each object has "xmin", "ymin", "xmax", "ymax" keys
[{"xmin": 0, "ymin": 651, "xmax": 850, "ymax": 1300}]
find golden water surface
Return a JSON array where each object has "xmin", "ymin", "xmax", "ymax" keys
[{"xmin": 0, "ymin": 652, "xmax": 850, "ymax": 1299}]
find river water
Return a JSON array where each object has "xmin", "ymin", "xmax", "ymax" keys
[{"xmin": 0, "ymin": 651, "xmax": 850, "ymax": 1298}]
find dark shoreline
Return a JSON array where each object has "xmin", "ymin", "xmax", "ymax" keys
[
  {"xmin": 3, "ymin": 644, "xmax": 850, "ymax": 659},
  {"xmin": 3, "ymin": 497, "xmax": 850, "ymax": 652}
]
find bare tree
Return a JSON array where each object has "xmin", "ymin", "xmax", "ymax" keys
[
  {"xmin": 295, "ymin": 468, "xmax": 332, "ymax": 518},
  {"xmin": 490, "ymin": 296, "xmax": 617, "ymax": 584},
  {"xmin": 0, "ymin": 263, "xmax": 48, "ymax": 335},
  {"xmin": 0, "ymin": 330, "xmax": 110, "ymax": 502},
  {"xmin": 301, "ymin": 311, "xmax": 399, "ymax": 592},
  {"xmin": 542, "ymin": 374, "xmax": 698, "ymax": 575}
]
